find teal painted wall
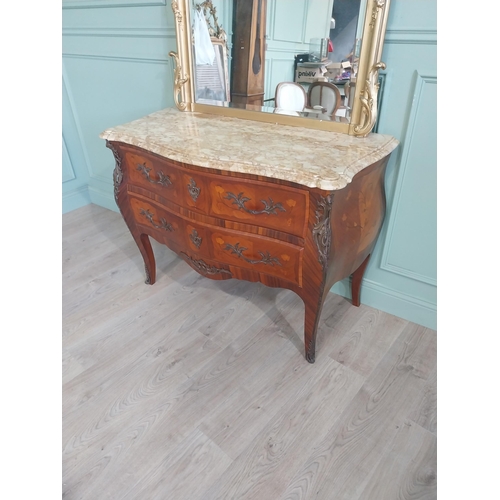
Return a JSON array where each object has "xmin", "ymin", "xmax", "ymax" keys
[
  {"xmin": 63, "ymin": 70, "xmax": 91, "ymax": 211},
  {"xmin": 62, "ymin": 0, "xmax": 437, "ymax": 329},
  {"xmin": 62, "ymin": 0, "xmax": 177, "ymax": 213},
  {"xmin": 330, "ymin": 0, "xmax": 437, "ymax": 329}
]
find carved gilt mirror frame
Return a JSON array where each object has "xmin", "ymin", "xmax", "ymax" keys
[{"xmin": 169, "ymin": 0, "xmax": 391, "ymax": 137}]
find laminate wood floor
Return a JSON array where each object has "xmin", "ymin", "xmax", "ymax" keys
[{"xmin": 62, "ymin": 204, "xmax": 437, "ymax": 500}]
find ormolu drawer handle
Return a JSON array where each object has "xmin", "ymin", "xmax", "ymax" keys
[
  {"xmin": 137, "ymin": 163, "xmax": 172, "ymax": 187},
  {"xmin": 224, "ymin": 191, "xmax": 286, "ymax": 215},
  {"xmin": 187, "ymin": 178, "xmax": 200, "ymax": 202},
  {"xmin": 189, "ymin": 229, "xmax": 202, "ymax": 248},
  {"xmin": 139, "ymin": 208, "xmax": 174, "ymax": 232},
  {"xmin": 224, "ymin": 242, "xmax": 282, "ymax": 267},
  {"xmin": 180, "ymin": 252, "xmax": 232, "ymax": 276}
]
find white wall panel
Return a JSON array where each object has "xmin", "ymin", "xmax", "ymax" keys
[{"xmin": 271, "ymin": 0, "xmax": 307, "ymax": 43}]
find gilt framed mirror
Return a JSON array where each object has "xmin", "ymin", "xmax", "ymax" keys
[{"xmin": 169, "ymin": 0, "xmax": 392, "ymax": 137}]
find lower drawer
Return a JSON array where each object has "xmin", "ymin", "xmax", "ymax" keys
[{"xmin": 129, "ymin": 194, "xmax": 303, "ymax": 286}]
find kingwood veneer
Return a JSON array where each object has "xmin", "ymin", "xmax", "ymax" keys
[{"xmin": 100, "ymin": 108, "xmax": 398, "ymax": 362}]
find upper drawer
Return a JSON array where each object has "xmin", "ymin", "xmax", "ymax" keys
[
  {"xmin": 123, "ymin": 147, "xmax": 309, "ymax": 238},
  {"xmin": 124, "ymin": 150, "xmax": 185, "ymax": 207},
  {"xmin": 204, "ymin": 177, "xmax": 308, "ymax": 238}
]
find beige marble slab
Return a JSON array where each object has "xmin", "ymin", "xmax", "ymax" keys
[{"xmin": 99, "ymin": 108, "xmax": 399, "ymax": 191}]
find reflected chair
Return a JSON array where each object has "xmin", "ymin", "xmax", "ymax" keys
[
  {"xmin": 274, "ymin": 82, "xmax": 307, "ymax": 113},
  {"xmin": 307, "ymin": 81, "xmax": 342, "ymax": 118}
]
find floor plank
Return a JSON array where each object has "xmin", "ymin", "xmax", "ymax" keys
[
  {"xmin": 408, "ymin": 365, "xmax": 437, "ymax": 434},
  {"xmin": 278, "ymin": 322, "xmax": 437, "ymax": 500},
  {"xmin": 357, "ymin": 419, "xmax": 437, "ymax": 500},
  {"xmin": 202, "ymin": 358, "xmax": 365, "ymax": 500}
]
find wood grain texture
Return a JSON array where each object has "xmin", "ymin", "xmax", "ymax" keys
[
  {"xmin": 327, "ymin": 305, "xmax": 408, "ymax": 377},
  {"xmin": 408, "ymin": 365, "xmax": 437, "ymax": 434},
  {"xmin": 62, "ymin": 205, "xmax": 437, "ymax": 500},
  {"xmin": 357, "ymin": 419, "xmax": 437, "ymax": 500},
  {"xmin": 202, "ymin": 358, "xmax": 365, "ymax": 500},
  {"xmin": 278, "ymin": 322, "xmax": 437, "ymax": 500}
]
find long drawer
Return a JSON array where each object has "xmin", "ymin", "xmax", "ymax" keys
[
  {"xmin": 123, "ymin": 147, "xmax": 309, "ymax": 239},
  {"xmin": 129, "ymin": 194, "xmax": 303, "ymax": 286}
]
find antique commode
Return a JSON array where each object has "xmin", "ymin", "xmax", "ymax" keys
[{"xmin": 100, "ymin": 0, "xmax": 397, "ymax": 362}]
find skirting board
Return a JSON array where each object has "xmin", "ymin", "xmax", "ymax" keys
[
  {"xmin": 88, "ymin": 185, "xmax": 119, "ymax": 213},
  {"xmin": 330, "ymin": 278, "xmax": 436, "ymax": 330},
  {"xmin": 62, "ymin": 186, "xmax": 91, "ymax": 214}
]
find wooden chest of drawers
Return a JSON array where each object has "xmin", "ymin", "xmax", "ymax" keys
[{"xmin": 106, "ymin": 133, "xmax": 393, "ymax": 362}]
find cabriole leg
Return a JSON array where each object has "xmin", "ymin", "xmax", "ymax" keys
[
  {"xmin": 303, "ymin": 292, "xmax": 326, "ymax": 363},
  {"xmin": 131, "ymin": 232, "xmax": 156, "ymax": 285},
  {"xmin": 351, "ymin": 254, "xmax": 371, "ymax": 307}
]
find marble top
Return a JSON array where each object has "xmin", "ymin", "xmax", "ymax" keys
[{"xmin": 99, "ymin": 108, "xmax": 398, "ymax": 191}]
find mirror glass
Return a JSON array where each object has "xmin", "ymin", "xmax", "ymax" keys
[{"xmin": 191, "ymin": 0, "xmax": 367, "ymax": 124}]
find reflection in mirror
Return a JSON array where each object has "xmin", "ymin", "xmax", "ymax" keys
[
  {"xmin": 170, "ymin": 0, "xmax": 392, "ymax": 136},
  {"xmin": 194, "ymin": 39, "xmax": 230, "ymax": 102},
  {"xmin": 191, "ymin": 0, "xmax": 367, "ymax": 124},
  {"xmin": 192, "ymin": 1, "xmax": 231, "ymax": 104}
]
